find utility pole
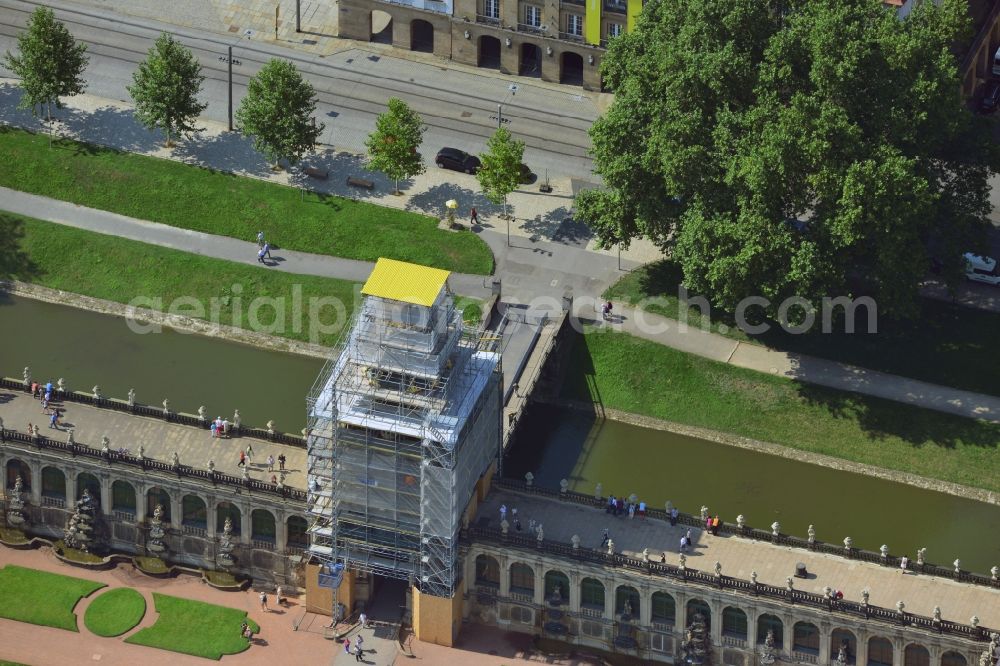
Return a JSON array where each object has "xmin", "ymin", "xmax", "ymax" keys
[
  {"xmin": 227, "ymin": 46, "xmax": 233, "ymax": 132},
  {"xmin": 296, "ymin": 0, "xmax": 301, "ymax": 32},
  {"xmin": 496, "ymin": 104, "xmax": 503, "ymax": 129}
]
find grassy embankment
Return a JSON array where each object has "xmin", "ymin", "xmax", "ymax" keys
[
  {"xmin": 605, "ymin": 259, "xmax": 1000, "ymax": 396},
  {"xmin": 0, "ymin": 126, "xmax": 493, "ymax": 275},
  {"xmin": 563, "ymin": 329, "xmax": 1000, "ymax": 493}
]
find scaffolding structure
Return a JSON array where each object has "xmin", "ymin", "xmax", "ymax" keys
[{"xmin": 306, "ymin": 260, "xmax": 502, "ymax": 601}]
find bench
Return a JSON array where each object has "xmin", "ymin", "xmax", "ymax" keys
[
  {"xmin": 303, "ymin": 166, "xmax": 328, "ymax": 180},
  {"xmin": 346, "ymin": 175, "xmax": 375, "ymax": 190}
]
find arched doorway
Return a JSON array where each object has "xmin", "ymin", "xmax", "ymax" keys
[
  {"xmin": 77, "ymin": 472, "xmax": 100, "ymax": 504},
  {"xmin": 251, "ymin": 509, "xmax": 276, "ymax": 544},
  {"xmin": 905, "ymin": 644, "xmax": 930, "ymax": 666},
  {"xmin": 181, "ymin": 494, "xmax": 207, "ymax": 529},
  {"xmin": 868, "ymin": 637, "xmax": 894, "ymax": 666},
  {"xmin": 371, "ymin": 10, "xmax": 392, "ymax": 44},
  {"xmin": 41, "ymin": 467, "xmax": 66, "ymax": 501},
  {"xmin": 832, "ymin": 629, "xmax": 857, "ymax": 664},
  {"xmin": 520, "ymin": 43, "xmax": 541, "ymax": 77},
  {"xmin": 286, "ymin": 516, "xmax": 308, "ymax": 550},
  {"xmin": 580, "ymin": 577, "xmax": 604, "ymax": 612},
  {"xmin": 758, "ymin": 613, "xmax": 784, "ymax": 648},
  {"xmin": 793, "ymin": 621, "xmax": 820, "ymax": 655},
  {"xmin": 146, "ymin": 487, "xmax": 171, "ymax": 522},
  {"xmin": 475, "ymin": 554, "xmax": 500, "ymax": 587},
  {"xmin": 509, "ymin": 562, "xmax": 534, "ymax": 596},
  {"xmin": 686, "ymin": 598, "xmax": 711, "ymax": 630},
  {"xmin": 478, "ymin": 35, "xmax": 501, "ymax": 69},
  {"xmin": 560, "ymin": 51, "xmax": 584, "ymax": 86},
  {"xmin": 111, "ymin": 481, "xmax": 136, "ymax": 517},
  {"xmin": 410, "ymin": 19, "xmax": 434, "ymax": 53},
  {"xmin": 216, "ymin": 501, "xmax": 241, "ymax": 536},
  {"xmin": 5, "ymin": 459, "xmax": 31, "ymax": 491}
]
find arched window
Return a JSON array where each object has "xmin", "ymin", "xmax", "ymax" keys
[
  {"xmin": 686, "ymin": 598, "xmax": 711, "ymax": 630},
  {"xmin": 831, "ymin": 629, "xmax": 857, "ymax": 664},
  {"xmin": 793, "ymin": 621, "xmax": 820, "ymax": 655},
  {"xmin": 475, "ymin": 555, "xmax": 500, "ymax": 586},
  {"xmin": 41, "ymin": 467, "xmax": 66, "ymax": 499},
  {"xmin": 615, "ymin": 585, "xmax": 640, "ymax": 620},
  {"xmin": 580, "ymin": 577, "xmax": 605, "ymax": 611},
  {"xmin": 758, "ymin": 614, "xmax": 784, "ymax": 648},
  {"xmin": 216, "ymin": 502, "xmax": 241, "ymax": 535},
  {"xmin": 146, "ymin": 487, "xmax": 171, "ymax": 522},
  {"xmin": 868, "ymin": 637, "xmax": 894, "ymax": 666},
  {"xmin": 181, "ymin": 495, "xmax": 207, "ymax": 528},
  {"xmin": 905, "ymin": 644, "xmax": 930, "ymax": 666},
  {"xmin": 509, "ymin": 563, "xmax": 534, "ymax": 595},
  {"xmin": 5, "ymin": 459, "xmax": 31, "ymax": 491},
  {"xmin": 251, "ymin": 509, "xmax": 276, "ymax": 543},
  {"xmin": 286, "ymin": 516, "xmax": 308, "ymax": 548},
  {"xmin": 941, "ymin": 652, "xmax": 966, "ymax": 666},
  {"xmin": 111, "ymin": 480, "xmax": 136, "ymax": 516},
  {"xmin": 651, "ymin": 592, "xmax": 676, "ymax": 625},
  {"xmin": 723, "ymin": 606, "xmax": 748, "ymax": 640},
  {"xmin": 77, "ymin": 472, "xmax": 100, "ymax": 504},
  {"xmin": 544, "ymin": 570, "xmax": 569, "ymax": 603}
]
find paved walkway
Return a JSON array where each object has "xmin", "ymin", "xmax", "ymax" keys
[
  {"xmin": 478, "ymin": 489, "xmax": 1000, "ymax": 631},
  {"xmin": 3, "ymin": 85, "xmax": 1000, "ymax": 423},
  {"xmin": 0, "ymin": 388, "xmax": 307, "ymax": 487}
]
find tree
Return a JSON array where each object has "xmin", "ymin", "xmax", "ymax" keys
[
  {"xmin": 127, "ymin": 33, "xmax": 207, "ymax": 148},
  {"xmin": 365, "ymin": 98, "xmax": 425, "ymax": 194},
  {"xmin": 3, "ymin": 6, "xmax": 88, "ymax": 121},
  {"xmin": 477, "ymin": 127, "xmax": 524, "ymax": 219},
  {"xmin": 580, "ymin": 0, "xmax": 997, "ymax": 320},
  {"xmin": 235, "ymin": 58, "xmax": 324, "ymax": 167}
]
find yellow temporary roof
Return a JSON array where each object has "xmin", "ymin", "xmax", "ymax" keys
[{"xmin": 361, "ymin": 258, "xmax": 451, "ymax": 307}]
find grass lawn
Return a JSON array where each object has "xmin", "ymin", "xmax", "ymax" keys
[
  {"xmin": 0, "ymin": 126, "xmax": 493, "ymax": 275},
  {"xmin": 125, "ymin": 593, "xmax": 259, "ymax": 659},
  {"xmin": 605, "ymin": 259, "xmax": 1000, "ymax": 396},
  {"xmin": 1, "ymin": 212, "xmax": 357, "ymax": 347},
  {"xmin": 0, "ymin": 565, "xmax": 105, "ymax": 631},
  {"xmin": 563, "ymin": 329, "xmax": 1000, "ymax": 493},
  {"xmin": 84, "ymin": 588, "xmax": 146, "ymax": 637}
]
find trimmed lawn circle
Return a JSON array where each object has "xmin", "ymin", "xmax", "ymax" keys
[
  {"xmin": 125, "ymin": 592, "xmax": 259, "ymax": 659},
  {"xmin": 0, "ymin": 565, "xmax": 104, "ymax": 631},
  {"xmin": 84, "ymin": 587, "xmax": 146, "ymax": 637}
]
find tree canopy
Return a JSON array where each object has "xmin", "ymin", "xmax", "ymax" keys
[
  {"xmin": 3, "ymin": 6, "xmax": 88, "ymax": 121},
  {"xmin": 128, "ymin": 33, "xmax": 207, "ymax": 147},
  {"xmin": 580, "ymin": 0, "xmax": 997, "ymax": 319},
  {"xmin": 365, "ymin": 97, "xmax": 425, "ymax": 194},
  {"xmin": 477, "ymin": 127, "xmax": 524, "ymax": 219},
  {"xmin": 235, "ymin": 59, "xmax": 324, "ymax": 167}
]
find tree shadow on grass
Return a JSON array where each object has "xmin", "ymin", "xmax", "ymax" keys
[{"xmin": 0, "ymin": 214, "xmax": 42, "ymax": 283}]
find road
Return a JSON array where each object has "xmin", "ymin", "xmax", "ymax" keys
[{"xmin": 0, "ymin": 0, "xmax": 599, "ymax": 183}]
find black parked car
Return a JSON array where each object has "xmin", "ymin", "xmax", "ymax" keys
[
  {"xmin": 981, "ymin": 80, "xmax": 1000, "ymax": 113},
  {"xmin": 435, "ymin": 148, "xmax": 481, "ymax": 174}
]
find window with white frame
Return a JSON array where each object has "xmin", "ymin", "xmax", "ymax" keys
[
  {"xmin": 484, "ymin": 0, "xmax": 498, "ymax": 18},
  {"xmin": 568, "ymin": 14, "xmax": 583, "ymax": 36},
  {"xmin": 608, "ymin": 22, "xmax": 623, "ymax": 39},
  {"xmin": 524, "ymin": 5, "xmax": 541, "ymax": 27}
]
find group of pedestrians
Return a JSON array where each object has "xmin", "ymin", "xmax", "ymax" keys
[
  {"xmin": 343, "ymin": 633, "xmax": 369, "ymax": 662},
  {"xmin": 30, "ymin": 381, "xmax": 62, "ymax": 430},
  {"xmin": 605, "ymin": 494, "xmax": 647, "ymax": 519},
  {"xmin": 499, "ymin": 503, "xmax": 526, "ymax": 532}
]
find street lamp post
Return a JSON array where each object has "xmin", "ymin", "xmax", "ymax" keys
[{"xmin": 495, "ymin": 83, "xmax": 518, "ymax": 129}]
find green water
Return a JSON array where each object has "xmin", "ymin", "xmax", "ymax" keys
[
  {"xmin": 0, "ymin": 294, "xmax": 324, "ymax": 430},
  {"xmin": 505, "ymin": 404, "xmax": 1000, "ymax": 574}
]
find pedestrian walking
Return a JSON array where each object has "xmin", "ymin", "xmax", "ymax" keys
[
  {"xmin": 276, "ymin": 585, "xmax": 284, "ymax": 606},
  {"xmin": 41, "ymin": 398, "xmax": 49, "ymax": 414},
  {"xmin": 470, "ymin": 207, "xmax": 479, "ymax": 225},
  {"xmin": 267, "ymin": 455, "xmax": 275, "ymax": 472},
  {"xmin": 246, "ymin": 444, "xmax": 254, "ymax": 463},
  {"xmin": 359, "ymin": 612, "xmax": 368, "ymax": 628},
  {"xmin": 600, "ymin": 528, "xmax": 610, "ymax": 548},
  {"xmin": 259, "ymin": 591, "xmax": 269, "ymax": 612},
  {"xmin": 270, "ymin": 474, "xmax": 278, "ymax": 485},
  {"xmin": 257, "ymin": 230, "xmax": 265, "ymax": 249},
  {"xmin": 210, "ymin": 421, "xmax": 218, "ymax": 438},
  {"xmin": 670, "ymin": 507, "xmax": 679, "ymax": 526},
  {"xmin": 356, "ymin": 634, "xmax": 364, "ymax": 651},
  {"xmin": 900, "ymin": 556, "xmax": 909, "ymax": 574},
  {"xmin": 638, "ymin": 501, "xmax": 647, "ymax": 518},
  {"xmin": 680, "ymin": 535, "xmax": 688, "ymax": 552},
  {"xmin": 355, "ymin": 646, "xmax": 364, "ymax": 661},
  {"xmin": 343, "ymin": 638, "xmax": 351, "ymax": 655},
  {"xmin": 686, "ymin": 528, "xmax": 693, "ymax": 544},
  {"xmin": 258, "ymin": 246, "xmax": 266, "ymax": 263},
  {"xmin": 263, "ymin": 242, "xmax": 272, "ymax": 259},
  {"xmin": 30, "ymin": 381, "xmax": 38, "ymax": 398},
  {"xmin": 49, "ymin": 410, "xmax": 58, "ymax": 429},
  {"xmin": 628, "ymin": 503, "xmax": 636, "ymax": 519},
  {"xmin": 238, "ymin": 450, "xmax": 246, "ymax": 467},
  {"xmin": 499, "ymin": 504, "xmax": 507, "ymax": 522},
  {"xmin": 278, "ymin": 453, "xmax": 286, "ymax": 471}
]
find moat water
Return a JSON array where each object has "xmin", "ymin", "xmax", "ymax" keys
[
  {"xmin": 4, "ymin": 295, "xmax": 1000, "ymax": 573},
  {"xmin": 504, "ymin": 404, "xmax": 1000, "ymax": 575},
  {"xmin": 0, "ymin": 294, "xmax": 323, "ymax": 430}
]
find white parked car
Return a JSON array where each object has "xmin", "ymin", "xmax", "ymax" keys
[{"xmin": 963, "ymin": 253, "xmax": 1000, "ymax": 286}]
